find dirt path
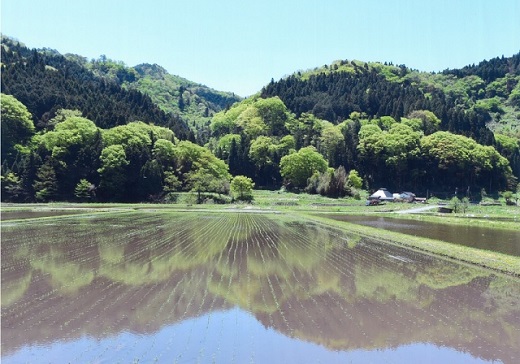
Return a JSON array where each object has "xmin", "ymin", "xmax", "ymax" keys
[{"xmin": 395, "ymin": 205, "xmax": 440, "ymax": 214}]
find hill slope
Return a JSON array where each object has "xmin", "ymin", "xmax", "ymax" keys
[
  {"xmin": 85, "ymin": 59, "xmax": 241, "ymax": 142},
  {"xmin": 1, "ymin": 36, "xmax": 519, "ymax": 202},
  {"xmin": 261, "ymin": 54, "xmax": 520, "ymax": 144}
]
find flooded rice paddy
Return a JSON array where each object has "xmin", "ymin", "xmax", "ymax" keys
[
  {"xmin": 2, "ymin": 212, "xmax": 519, "ymax": 363},
  {"xmin": 1, "ymin": 209, "xmax": 92, "ymax": 221},
  {"xmin": 321, "ymin": 214, "xmax": 520, "ymax": 256}
]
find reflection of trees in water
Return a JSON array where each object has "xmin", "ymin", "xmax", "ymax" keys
[{"xmin": 1, "ymin": 212, "xmax": 519, "ymax": 362}]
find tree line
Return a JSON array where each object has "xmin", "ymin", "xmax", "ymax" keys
[
  {"xmin": 1, "ymin": 94, "xmax": 250, "ymax": 202},
  {"xmin": 206, "ymin": 96, "xmax": 515, "ymax": 195},
  {"xmin": 1, "ymin": 37, "xmax": 518, "ymax": 202}
]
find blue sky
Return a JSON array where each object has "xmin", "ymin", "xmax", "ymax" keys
[{"xmin": 2, "ymin": 0, "xmax": 519, "ymax": 96}]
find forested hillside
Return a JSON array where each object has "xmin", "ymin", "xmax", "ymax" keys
[
  {"xmin": 0, "ymin": 37, "xmax": 190, "ymax": 138},
  {"xmin": 85, "ymin": 60, "xmax": 241, "ymax": 143},
  {"xmin": 1, "ymin": 35, "xmax": 519, "ymax": 203},
  {"xmin": 261, "ymin": 55, "xmax": 520, "ymax": 142}
]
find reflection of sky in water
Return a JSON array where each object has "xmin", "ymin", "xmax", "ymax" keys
[{"xmin": 2, "ymin": 308, "xmax": 490, "ymax": 364}]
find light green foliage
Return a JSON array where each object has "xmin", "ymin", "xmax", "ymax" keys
[
  {"xmin": 474, "ymin": 97, "xmax": 504, "ymax": 114},
  {"xmin": 357, "ymin": 118, "xmax": 432, "ymax": 187},
  {"xmin": 103, "ymin": 122, "xmax": 151, "ymax": 149},
  {"xmin": 319, "ymin": 122, "xmax": 344, "ymax": 163},
  {"xmin": 98, "ymin": 145, "xmax": 129, "ymax": 172},
  {"xmin": 298, "ymin": 59, "xmax": 367, "ymax": 80},
  {"xmin": 254, "ymin": 96, "xmax": 291, "ymax": 136},
  {"xmin": 347, "ymin": 170, "xmax": 363, "ymax": 189},
  {"xmin": 248, "ymin": 135, "xmax": 295, "ymax": 173},
  {"xmin": 152, "ymin": 139, "xmax": 176, "ymax": 167},
  {"xmin": 278, "ymin": 135, "xmax": 296, "ymax": 154},
  {"xmin": 210, "ymin": 97, "xmax": 293, "ymax": 139},
  {"xmin": 102, "ymin": 121, "xmax": 174, "ymax": 150},
  {"xmin": 1, "ymin": 93, "xmax": 35, "ymax": 160},
  {"xmin": 420, "ymin": 132, "xmax": 475, "ymax": 169},
  {"xmin": 287, "ymin": 112, "xmax": 324, "ymax": 146},
  {"xmin": 230, "ymin": 175, "xmax": 255, "ymax": 201},
  {"xmin": 74, "ymin": 179, "xmax": 94, "ymax": 201},
  {"xmin": 420, "ymin": 74, "xmax": 486, "ymax": 107},
  {"xmin": 39, "ymin": 116, "xmax": 98, "ymax": 159},
  {"xmin": 450, "ymin": 197, "xmax": 462, "ymax": 213},
  {"xmin": 508, "ymin": 82, "xmax": 520, "ymax": 107},
  {"xmin": 106, "ymin": 62, "xmax": 242, "ymax": 136},
  {"xmin": 280, "ymin": 146, "xmax": 328, "ymax": 188},
  {"xmin": 211, "ymin": 111, "xmax": 238, "ymax": 137},
  {"xmin": 211, "ymin": 100, "xmax": 251, "ymax": 136},
  {"xmin": 163, "ymin": 171, "xmax": 181, "ymax": 193},
  {"xmin": 97, "ymin": 145, "xmax": 129, "ymax": 198},
  {"xmin": 400, "ymin": 117, "xmax": 423, "ymax": 132},
  {"xmin": 236, "ymin": 105, "xmax": 267, "ymax": 138},
  {"xmin": 421, "ymin": 131, "xmax": 512, "ymax": 176},
  {"xmin": 88, "ymin": 56, "xmax": 138, "ymax": 84},
  {"xmin": 174, "ymin": 141, "xmax": 231, "ymax": 188},
  {"xmin": 495, "ymin": 134, "xmax": 520, "ymax": 156},
  {"xmin": 217, "ymin": 134, "xmax": 241, "ymax": 159},
  {"xmin": 503, "ymin": 190, "xmax": 513, "ymax": 201},
  {"xmin": 357, "ymin": 124, "xmax": 384, "ymax": 157},
  {"xmin": 383, "ymin": 123, "xmax": 422, "ymax": 167},
  {"xmin": 461, "ymin": 197, "xmax": 470, "ymax": 213},
  {"xmin": 485, "ymin": 76, "xmax": 512, "ymax": 98},
  {"xmin": 487, "ymin": 104, "xmax": 520, "ymax": 138},
  {"xmin": 249, "ymin": 136, "xmax": 277, "ymax": 167},
  {"xmin": 375, "ymin": 116, "xmax": 397, "ymax": 130},
  {"xmin": 187, "ymin": 167, "xmax": 230, "ymax": 202}
]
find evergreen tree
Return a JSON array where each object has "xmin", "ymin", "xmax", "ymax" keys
[{"xmin": 33, "ymin": 158, "xmax": 59, "ymax": 202}]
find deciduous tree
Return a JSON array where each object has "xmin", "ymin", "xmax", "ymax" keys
[
  {"xmin": 230, "ymin": 175, "xmax": 255, "ymax": 201},
  {"xmin": 280, "ymin": 146, "xmax": 328, "ymax": 188},
  {"xmin": 1, "ymin": 93, "xmax": 35, "ymax": 163}
]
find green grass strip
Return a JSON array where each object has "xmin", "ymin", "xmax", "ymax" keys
[{"xmin": 298, "ymin": 212, "xmax": 520, "ymax": 278}]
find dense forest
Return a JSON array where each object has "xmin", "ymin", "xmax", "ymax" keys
[
  {"xmin": 86, "ymin": 60, "xmax": 241, "ymax": 143},
  {"xmin": 0, "ymin": 37, "xmax": 191, "ymax": 138},
  {"xmin": 1, "ymin": 36, "xmax": 519, "ymax": 203}
]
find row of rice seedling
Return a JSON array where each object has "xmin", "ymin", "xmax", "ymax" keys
[
  {"xmin": 251, "ymin": 215, "xmax": 349, "ymax": 342},
  {"xmin": 236, "ymin": 214, "xmax": 511, "ymax": 353},
  {"xmin": 118, "ymin": 214, "xmax": 230, "ymax": 363},
  {"xmin": 179, "ymin": 215, "xmax": 238, "ymax": 363},
  {"xmin": 197, "ymin": 215, "xmax": 248, "ymax": 363},
  {"xmin": 2, "ymin": 211, "xmax": 519, "ymax": 363}
]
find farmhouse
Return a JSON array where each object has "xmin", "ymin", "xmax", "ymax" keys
[{"xmin": 369, "ymin": 188, "xmax": 394, "ymax": 201}]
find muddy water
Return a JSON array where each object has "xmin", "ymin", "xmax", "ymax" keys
[
  {"xmin": 2, "ymin": 213, "xmax": 519, "ymax": 363},
  {"xmin": 1, "ymin": 209, "xmax": 90, "ymax": 220},
  {"xmin": 322, "ymin": 214, "xmax": 520, "ymax": 256}
]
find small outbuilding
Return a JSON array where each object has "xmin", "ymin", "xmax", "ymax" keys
[{"xmin": 394, "ymin": 191, "xmax": 416, "ymax": 202}]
